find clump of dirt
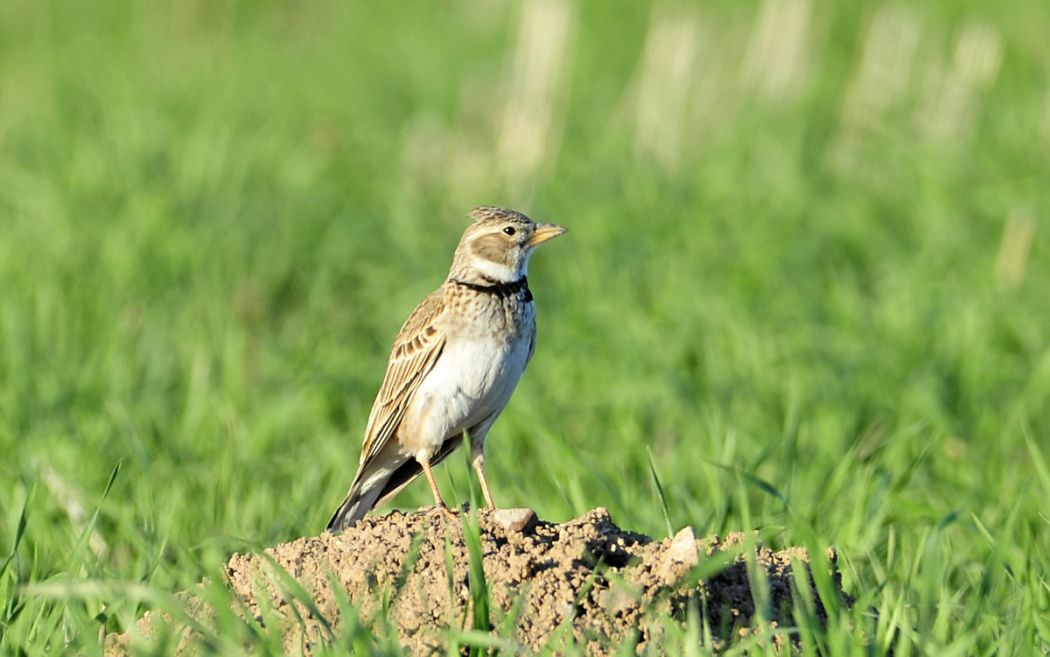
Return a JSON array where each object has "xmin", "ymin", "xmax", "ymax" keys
[{"xmin": 105, "ymin": 507, "xmax": 847, "ymax": 655}]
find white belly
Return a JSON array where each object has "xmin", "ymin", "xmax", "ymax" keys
[{"xmin": 399, "ymin": 334, "xmax": 531, "ymax": 459}]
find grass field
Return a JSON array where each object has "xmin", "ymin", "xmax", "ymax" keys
[{"xmin": 2, "ymin": 0, "xmax": 1049, "ymax": 654}]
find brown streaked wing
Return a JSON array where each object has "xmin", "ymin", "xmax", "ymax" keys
[{"xmin": 358, "ymin": 289, "xmax": 448, "ymax": 466}]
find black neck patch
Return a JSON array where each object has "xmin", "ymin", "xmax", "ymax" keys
[{"xmin": 451, "ymin": 276, "xmax": 533, "ymax": 302}]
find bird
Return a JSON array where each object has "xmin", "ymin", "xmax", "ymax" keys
[{"xmin": 326, "ymin": 206, "xmax": 566, "ymax": 532}]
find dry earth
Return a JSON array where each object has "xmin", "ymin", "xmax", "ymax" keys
[{"xmin": 105, "ymin": 507, "xmax": 848, "ymax": 655}]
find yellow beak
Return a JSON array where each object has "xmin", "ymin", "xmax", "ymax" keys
[{"xmin": 528, "ymin": 223, "xmax": 567, "ymax": 247}]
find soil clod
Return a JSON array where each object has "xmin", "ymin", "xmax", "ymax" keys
[{"xmin": 104, "ymin": 508, "xmax": 848, "ymax": 655}]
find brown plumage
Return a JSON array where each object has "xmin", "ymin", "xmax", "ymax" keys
[{"xmin": 327, "ymin": 207, "xmax": 566, "ymax": 532}]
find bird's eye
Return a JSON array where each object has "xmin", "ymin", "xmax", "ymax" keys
[{"xmin": 502, "ymin": 226, "xmax": 516, "ymax": 236}]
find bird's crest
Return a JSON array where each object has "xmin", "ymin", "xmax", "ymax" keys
[{"xmin": 469, "ymin": 206, "xmax": 532, "ymax": 224}]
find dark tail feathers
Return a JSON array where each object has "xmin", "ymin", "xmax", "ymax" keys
[{"xmin": 325, "ymin": 434, "xmax": 465, "ymax": 533}]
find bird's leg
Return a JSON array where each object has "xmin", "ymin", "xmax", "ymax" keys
[
  {"xmin": 419, "ymin": 457, "xmax": 454, "ymax": 515},
  {"xmin": 419, "ymin": 458, "xmax": 446, "ymax": 509},
  {"xmin": 471, "ymin": 450, "xmax": 497, "ymax": 510}
]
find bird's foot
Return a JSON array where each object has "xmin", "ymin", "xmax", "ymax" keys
[{"xmin": 429, "ymin": 503, "xmax": 460, "ymax": 518}]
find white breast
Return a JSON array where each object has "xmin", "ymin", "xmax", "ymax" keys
[{"xmin": 399, "ymin": 331, "xmax": 532, "ymax": 459}]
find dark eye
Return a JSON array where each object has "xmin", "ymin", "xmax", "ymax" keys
[{"xmin": 502, "ymin": 226, "xmax": 516, "ymax": 236}]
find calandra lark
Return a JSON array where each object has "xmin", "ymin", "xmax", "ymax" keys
[{"xmin": 326, "ymin": 207, "xmax": 566, "ymax": 532}]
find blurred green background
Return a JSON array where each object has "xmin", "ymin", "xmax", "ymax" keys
[{"xmin": 2, "ymin": 0, "xmax": 1048, "ymax": 653}]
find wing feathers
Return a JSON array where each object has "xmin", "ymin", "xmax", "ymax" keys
[{"xmin": 358, "ymin": 290, "xmax": 447, "ymax": 466}]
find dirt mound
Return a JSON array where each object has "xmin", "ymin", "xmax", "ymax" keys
[{"xmin": 105, "ymin": 507, "xmax": 846, "ymax": 655}]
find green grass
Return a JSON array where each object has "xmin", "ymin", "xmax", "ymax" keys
[{"xmin": 2, "ymin": 0, "xmax": 1049, "ymax": 654}]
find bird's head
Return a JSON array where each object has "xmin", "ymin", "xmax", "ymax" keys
[{"xmin": 449, "ymin": 206, "xmax": 566, "ymax": 284}]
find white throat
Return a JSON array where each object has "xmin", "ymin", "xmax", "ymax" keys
[{"xmin": 471, "ymin": 256, "xmax": 527, "ymax": 283}]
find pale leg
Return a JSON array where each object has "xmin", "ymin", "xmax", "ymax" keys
[
  {"xmin": 419, "ymin": 458, "xmax": 449, "ymax": 511},
  {"xmin": 471, "ymin": 450, "xmax": 497, "ymax": 509}
]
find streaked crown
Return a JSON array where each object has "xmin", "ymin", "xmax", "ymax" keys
[{"xmin": 448, "ymin": 206, "xmax": 566, "ymax": 285}]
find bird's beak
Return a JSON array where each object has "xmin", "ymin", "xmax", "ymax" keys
[{"xmin": 528, "ymin": 223, "xmax": 567, "ymax": 247}]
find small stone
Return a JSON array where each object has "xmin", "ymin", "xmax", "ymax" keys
[
  {"xmin": 492, "ymin": 508, "xmax": 536, "ymax": 533},
  {"xmin": 598, "ymin": 583, "xmax": 641, "ymax": 615},
  {"xmin": 659, "ymin": 526, "xmax": 699, "ymax": 585}
]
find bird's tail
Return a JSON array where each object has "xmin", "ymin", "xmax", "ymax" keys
[
  {"xmin": 326, "ymin": 434, "xmax": 464, "ymax": 533},
  {"xmin": 326, "ymin": 456, "xmax": 419, "ymax": 532},
  {"xmin": 326, "ymin": 476, "xmax": 384, "ymax": 532}
]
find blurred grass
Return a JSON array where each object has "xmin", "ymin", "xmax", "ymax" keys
[{"xmin": 1, "ymin": 0, "xmax": 1049, "ymax": 653}]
